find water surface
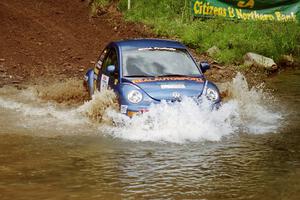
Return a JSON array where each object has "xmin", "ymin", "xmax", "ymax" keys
[{"xmin": 0, "ymin": 72, "xmax": 299, "ymax": 199}]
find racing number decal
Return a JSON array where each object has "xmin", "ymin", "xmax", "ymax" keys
[{"xmin": 100, "ymin": 74, "xmax": 109, "ymax": 91}]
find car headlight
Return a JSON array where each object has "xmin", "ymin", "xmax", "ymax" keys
[
  {"xmin": 127, "ymin": 90, "xmax": 143, "ymax": 104},
  {"xmin": 206, "ymin": 88, "xmax": 219, "ymax": 101}
]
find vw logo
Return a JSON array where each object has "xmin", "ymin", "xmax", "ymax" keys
[{"xmin": 172, "ymin": 92, "xmax": 182, "ymax": 101}]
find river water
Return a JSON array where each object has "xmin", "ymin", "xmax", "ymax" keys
[{"xmin": 0, "ymin": 71, "xmax": 299, "ymax": 200}]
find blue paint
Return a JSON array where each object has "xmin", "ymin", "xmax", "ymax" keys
[{"xmin": 85, "ymin": 39, "xmax": 221, "ymax": 115}]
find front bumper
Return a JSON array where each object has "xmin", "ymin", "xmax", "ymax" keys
[{"xmin": 123, "ymin": 100, "xmax": 221, "ymax": 117}]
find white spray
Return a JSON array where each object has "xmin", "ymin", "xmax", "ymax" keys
[
  {"xmin": 0, "ymin": 73, "xmax": 283, "ymax": 142},
  {"xmin": 103, "ymin": 73, "xmax": 282, "ymax": 143}
]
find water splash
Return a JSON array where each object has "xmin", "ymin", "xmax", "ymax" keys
[
  {"xmin": 78, "ymin": 90, "xmax": 119, "ymax": 124},
  {"xmin": 0, "ymin": 85, "xmax": 88, "ymax": 135},
  {"xmin": 103, "ymin": 73, "xmax": 282, "ymax": 142},
  {"xmin": 0, "ymin": 96, "xmax": 85, "ymax": 126},
  {"xmin": 0, "ymin": 73, "xmax": 283, "ymax": 142},
  {"xmin": 36, "ymin": 79, "xmax": 89, "ymax": 104},
  {"xmin": 104, "ymin": 98, "xmax": 240, "ymax": 143},
  {"xmin": 224, "ymin": 73, "xmax": 282, "ymax": 133}
]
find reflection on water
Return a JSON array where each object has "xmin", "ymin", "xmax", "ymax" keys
[
  {"xmin": 0, "ymin": 71, "xmax": 300, "ymax": 199},
  {"xmin": 1, "ymin": 134, "xmax": 299, "ymax": 199}
]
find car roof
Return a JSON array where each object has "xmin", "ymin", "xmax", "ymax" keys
[{"xmin": 113, "ymin": 39, "xmax": 186, "ymax": 50}]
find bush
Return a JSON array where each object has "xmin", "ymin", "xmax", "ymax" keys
[{"xmin": 90, "ymin": 0, "xmax": 109, "ymax": 16}]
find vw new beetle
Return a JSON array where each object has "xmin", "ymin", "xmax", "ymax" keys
[{"xmin": 84, "ymin": 39, "xmax": 221, "ymax": 116}]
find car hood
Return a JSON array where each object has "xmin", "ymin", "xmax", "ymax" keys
[{"xmin": 123, "ymin": 77, "xmax": 206, "ymax": 101}]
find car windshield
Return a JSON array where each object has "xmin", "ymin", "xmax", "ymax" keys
[{"xmin": 122, "ymin": 48, "xmax": 201, "ymax": 77}]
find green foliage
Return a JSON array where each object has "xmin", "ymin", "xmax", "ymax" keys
[{"xmin": 118, "ymin": 0, "xmax": 300, "ymax": 64}]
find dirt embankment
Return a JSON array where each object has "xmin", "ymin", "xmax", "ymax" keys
[
  {"xmin": 1, "ymin": 0, "xmax": 283, "ymax": 88},
  {"xmin": 0, "ymin": 0, "xmax": 151, "ymax": 86}
]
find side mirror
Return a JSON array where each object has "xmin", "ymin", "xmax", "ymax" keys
[
  {"xmin": 199, "ymin": 62, "xmax": 210, "ymax": 73},
  {"xmin": 107, "ymin": 65, "xmax": 116, "ymax": 73}
]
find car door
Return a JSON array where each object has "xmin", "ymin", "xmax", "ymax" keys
[
  {"xmin": 92, "ymin": 48, "xmax": 109, "ymax": 93},
  {"xmin": 94, "ymin": 48, "xmax": 108, "ymax": 76},
  {"xmin": 98, "ymin": 47, "xmax": 119, "ymax": 91}
]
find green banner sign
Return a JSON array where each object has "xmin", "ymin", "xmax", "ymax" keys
[{"xmin": 192, "ymin": 0, "xmax": 300, "ymax": 21}]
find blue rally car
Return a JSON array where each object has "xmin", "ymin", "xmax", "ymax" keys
[{"xmin": 84, "ymin": 39, "xmax": 221, "ymax": 116}]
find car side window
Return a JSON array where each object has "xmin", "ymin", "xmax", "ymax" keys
[
  {"xmin": 100, "ymin": 48, "xmax": 119, "ymax": 89},
  {"xmin": 102, "ymin": 48, "xmax": 118, "ymax": 73},
  {"xmin": 95, "ymin": 48, "xmax": 108, "ymax": 70}
]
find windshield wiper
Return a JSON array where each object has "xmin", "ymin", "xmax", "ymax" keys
[
  {"xmin": 125, "ymin": 74, "xmax": 201, "ymax": 78},
  {"xmin": 124, "ymin": 75, "xmax": 156, "ymax": 78},
  {"xmin": 156, "ymin": 74, "xmax": 199, "ymax": 77}
]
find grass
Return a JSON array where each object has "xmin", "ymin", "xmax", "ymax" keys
[{"xmin": 117, "ymin": 0, "xmax": 300, "ymax": 64}]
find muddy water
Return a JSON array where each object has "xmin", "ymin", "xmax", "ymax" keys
[{"xmin": 0, "ymin": 72, "xmax": 299, "ymax": 200}]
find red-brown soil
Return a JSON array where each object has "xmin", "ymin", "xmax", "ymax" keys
[
  {"xmin": 0, "ymin": 0, "xmax": 152, "ymax": 86},
  {"xmin": 1, "ymin": 0, "xmax": 295, "ymax": 89}
]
